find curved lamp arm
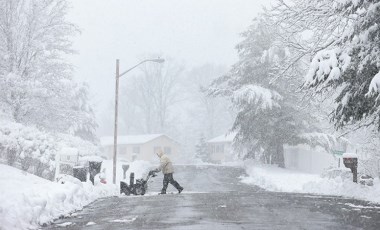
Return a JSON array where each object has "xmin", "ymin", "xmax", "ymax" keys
[{"xmin": 119, "ymin": 58, "xmax": 165, "ymax": 78}]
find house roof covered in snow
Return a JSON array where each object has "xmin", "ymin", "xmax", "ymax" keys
[
  {"xmin": 207, "ymin": 133, "xmax": 236, "ymax": 143},
  {"xmin": 100, "ymin": 134, "xmax": 171, "ymax": 146}
]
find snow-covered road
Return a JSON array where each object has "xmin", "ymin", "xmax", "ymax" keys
[{"xmin": 46, "ymin": 165, "xmax": 380, "ymax": 229}]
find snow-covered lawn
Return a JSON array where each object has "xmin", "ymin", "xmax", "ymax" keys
[
  {"xmin": 0, "ymin": 163, "xmax": 117, "ymax": 230},
  {"xmin": 241, "ymin": 161, "xmax": 380, "ymax": 204}
]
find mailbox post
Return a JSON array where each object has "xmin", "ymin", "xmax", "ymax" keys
[
  {"xmin": 122, "ymin": 164, "xmax": 130, "ymax": 180},
  {"xmin": 89, "ymin": 161, "xmax": 102, "ymax": 185},
  {"xmin": 342, "ymin": 153, "xmax": 358, "ymax": 183}
]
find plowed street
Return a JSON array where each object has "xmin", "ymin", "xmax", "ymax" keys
[{"xmin": 47, "ymin": 165, "xmax": 380, "ymax": 230}]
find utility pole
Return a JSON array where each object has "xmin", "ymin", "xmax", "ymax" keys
[
  {"xmin": 112, "ymin": 58, "xmax": 164, "ymax": 184},
  {"xmin": 113, "ymin": 59, "xmax": 119, "ymax": 184}
]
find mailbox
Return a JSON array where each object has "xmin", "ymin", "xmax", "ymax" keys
[
  {"xmin": 343, "ymin": 157, "xmax": 357, "ymax": 169},
  {"xmin": 122, "ymin": 164, "xmax": 130, "ymax": 180},
  {"xmin": 342, "ymin": 153, "xmax": 358, "ymax": 183},
  {"xmin": 73, "ymin": 166, "xmax": 87, "ymax": 182}
]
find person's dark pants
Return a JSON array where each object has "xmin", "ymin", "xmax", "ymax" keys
[{"xmin": 162, "ymin": 173, "xmax": 182, "ymax": 193}]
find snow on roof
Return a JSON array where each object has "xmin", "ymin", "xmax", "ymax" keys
[
  {"xmin": 79, "ymin": 155, "xmax": 103, "ymax": 163},
  {"xmin": 100, "ymin": 134, "xmax": 164, "ymax": 146},
  {"xmin": 60, "ymin": 147, "xmax": 79, "ymax": 156},
  {"xmin": 207, "ymin": 133, "xmax": 236, "ymax": 143}
]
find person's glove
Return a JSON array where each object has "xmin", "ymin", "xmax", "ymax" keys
[
  {"xmin": 148, "ymin": 171, "xmax": 155, "ymax": 178},
  {"xmin": 149, "ymin": 169, "xmax": 158, "ymax": 175}
]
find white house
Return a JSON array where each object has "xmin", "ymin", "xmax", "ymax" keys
[
  {"xmin": 207, "ymin": 133, "xmax": 344, "ymax": 173},
  {"xmin": 207, "ymin": 133, "xmax": 237, "ymax": 163},
  {"xmin": 100, "ymin": 134, "xmax": 181, "ymax": 162},
  {"xmin": 284, "ymin": 138, "xmax": 362, "ymax": 174},
  {"xmin": 284, "ymin": 145, "xmax": 338, "ymax": 174}
]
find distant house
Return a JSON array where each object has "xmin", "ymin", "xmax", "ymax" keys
[
  {"xmin": 206, "ymin": 133, "xmax": 237, "ymax": 163},
  {"xmin": 284, "ymin": 145, "xmax": 338, "ymax": 174},
  {"xmin": 206, "ymin": 133, "xmax": 342, "ymax": 172},
  {"xmin": 284, "ymin": 140, "xmax": 350, "ymax": 174},
  {"xmin": 100, "ymin": 134, "xmax": 180, "ymax": 162}
]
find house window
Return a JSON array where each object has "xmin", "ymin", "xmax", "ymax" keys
[
  {"xmin": 153, "ymin": 146, "xmax": 161, "ymax": 154},
  {"xmin": 133, "ymin": 146, "xmax": 140, "ymax": 154},
  {"xmin": 216, "ymin": 144, "xmax": 224, "ymax": 153},
  {"xmin": 210, "ymin": 145, "xmax": 215, "ymax": 154},
  {"xmin": 164, "ymin": 147, "xmax": 171, "ymax": 155}
]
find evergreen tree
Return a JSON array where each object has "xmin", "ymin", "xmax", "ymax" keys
[
  {"xmin": 195, "ymin": 134, "xmax": 209, "ymax": 162},
  {"xmin": 305, "ymin": 0, "xmax": 380, "ymax": 131},
  {"xmin": 267, "ymin": 0, "xmax": 380, "ymax": 131},
  {"xmin": 210, "ymin": 18, "xmax": 315, "ymax": 167},
  {"xmin": 70, "ymin": 83, "xmax": 98, "ymax": 143}
]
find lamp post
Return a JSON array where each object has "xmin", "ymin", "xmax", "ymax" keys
[{"xmin": 113, "ymin": 58, "xmax": 165, "ymax": 184}]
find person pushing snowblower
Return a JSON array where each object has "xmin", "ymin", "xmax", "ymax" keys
[{"xmin": 151, "ymin": 149, "xmax": 183, "ymax": 194}]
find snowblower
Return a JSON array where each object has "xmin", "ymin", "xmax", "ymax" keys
[{"xmin": 120, "ymin": 170, "xmax": 157, "ymax": 196}]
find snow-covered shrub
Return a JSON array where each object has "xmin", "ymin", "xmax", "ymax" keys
[
  {"xmin": 0, "ymin": 119, "xmax": 100, "ymax": 180},
  {"xmin": 0, "ymin": 121, "xmax": 56, "ymax": 175}
]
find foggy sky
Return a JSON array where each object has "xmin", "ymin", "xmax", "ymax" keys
[{"xmin": 67, "ymin": 0, "xmax": 268, "ymax": 135}]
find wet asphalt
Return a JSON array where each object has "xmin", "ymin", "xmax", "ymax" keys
[{"xmin": 45, "ymin": 165, "xmax": 380, "ymax": 230}]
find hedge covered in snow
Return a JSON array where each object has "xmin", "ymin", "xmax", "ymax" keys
[{"xmin": 0, "ymin": 119, "xmax": 100, "ymax": 179}]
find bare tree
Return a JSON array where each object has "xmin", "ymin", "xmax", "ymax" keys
[
  {"xmin": 187, "ymin": 64, "xmax": 234, "ymax": 139},
  {"xmin": 119, "ymin": 58, "xmax": 184, "ymax": 134}
]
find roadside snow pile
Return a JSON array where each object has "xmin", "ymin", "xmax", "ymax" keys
[
  {"xmin": 241, "ymin": 161, "xmax": 380, "ymax": 204},
  {"xmin": 241, "ymin": 162, "xmax": 322, "ymax": 192},
  {"xmin": 0, "ymin": 164, "xmax": 117, "ymax": 230}
]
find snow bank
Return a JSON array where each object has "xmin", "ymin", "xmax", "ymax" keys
[
  {"xmin": 0, "ymin": 164, "xmax": 117, "ymax": 230},
  {"xmin": 241, "ymin": 161, "xmax": 380, "ymax": 204},
  {"xmin": 241, "ymin": 162, "xmax": 322, "ymax": 192}
]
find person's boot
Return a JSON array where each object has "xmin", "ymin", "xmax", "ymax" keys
[
  {"xmin": 159, "ymin": 189, "xmax": 166, "ymax": 195},
  {"xmin": 178, "ymin": 186, "xmax": 184, "ymax": 194}
]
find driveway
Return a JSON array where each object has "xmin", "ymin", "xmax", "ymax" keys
[{"xmin": 46, "ymin": 165, "xmax": 380, "ymax": 229}]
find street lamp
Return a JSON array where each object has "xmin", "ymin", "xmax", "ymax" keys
[{"xmin": 113, "ymin": 58, "xmax": 165, "ymax": 184}]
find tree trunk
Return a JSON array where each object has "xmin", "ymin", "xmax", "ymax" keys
[
  {"xmin": 34, "ymin": 160, "xmax": 46, "ymax": 177},
  {"xmin": 6, "ymin": 148, "xmax": 17, "ymax": 166},
  {"xmin": 275, "ymin": 143, "xmax": 285, "ymax": 168},
  {"xmin": 21, "ymin": 157, "xmax": 32, "ymax": 171},
  {"xmin": 244, "ymin": 146, "xmax": 256, "ymax": 160}
]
